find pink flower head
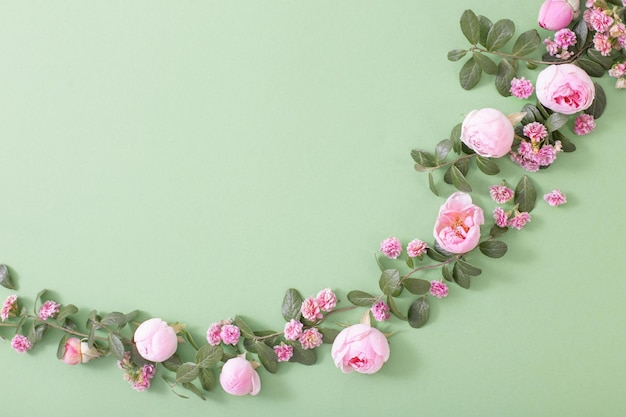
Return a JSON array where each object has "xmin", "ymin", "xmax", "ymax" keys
[
  {"xmin": 219, "ymin": 356, "xmax": 261, "ymax": 396},
  {"xmin": 283, "ymin": 319, "xmax": 304, "ymax": 341},
  {"xmin": 589, "ymin": 7, "xmax": 614, "ymax": 32},
  {"xmin": 535, "ymin": 64, "xmax": 595, "ymax": 115},
  {"xmin": 134, "ymin": 318, "xmax": 178, "ymax": 362},
  {"xmin": 573, "ymin": 113, "xmax": 595, "ymax": 135},
  {"xmin": 316, "ymin": 288, "xmax": 337, "ymax": 312},
  {"xmin": 299, "ymin": 327, "xmax": 323, "ymax": 350},
  {"xmin": 433, "ymin": 192, "xmax": 484, "ymax": 254},
  {"xmin": 300, "ymin": 297, "xmax": 322, "ymax": 322},
  {"xmin": 493, "ymin": 207, "xmax": 509, "ymax": 228},
  {"xmin": 11, "ymin": 334, "xmax": 32, "ymax": 354},
  {"xmin": 371, "ymin": 301, "xmax": 391, "ymax": 322},
  {"xmin": 508, "ymin": 212, "xmax": 532, "ymax": 230},
  {"xmin": 489, "ymin": 185, "xmax": 514, "ymax": 204},
  {"xmin": 380, "ymin": 237, "xmax": 402, "ymax": 259},
  {"xmin": 133, "ymin": 364, "xmax": 156, "ymax": 392},
  {"xmin": 1, "ymin": 294, "xmax": 17, "ymax": 321},
  {"xmin": 593, "ymin": 32, "xmax": 613, "ymax": 56},
  {"xmin": 538, "ymin": 0, "xmax": 579, "ymax": 31},
  {"xmin": 406, "ymin": 239, "xmax": 429, "ymax": 258},
  {"xmin": 220, "ymin": 324, "xmax": 241, "ymax": 346},
  {"xmin": 554, "ymin": 28, "xmax": 577, "ymax": 48},
  {"xmin": 510, "ymin": 77, "xmax": 534, "ymax": 99},
  {"xmin": 38, "ymin": 300, "xmax": 60, "ymax": 320},
  {"xmin": 207, "ymin": 322, "xmax": 222, "ymax": 346},
  {"xmin": 523, "ymin": 122, "xmax": 548, "ymax": 142},
  {"xmin": 273, "ymin": 343, "xmax": 294, "ymax": 362},
  {"xmin": 609, "ymin": 62, "xmax": 626, "ymax": 78},
  {"xmin": 461, "ymin": 108, "xmax": 514, "ymax": 158},
  {"xmin": 544, "ymin": 189, "xmax": 568, "ymax": 206},
  {"xmin": 61, "ymin": 338, "xmax": 83, "ymax": 365},
  {"xmin": 331, "ymin": 323, "xmax": 390, "ymax": 374},
  {"xmin": 430, "ymin": 281, "xmax": 449, "ymax": 299}
]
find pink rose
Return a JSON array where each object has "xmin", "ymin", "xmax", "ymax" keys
[
  {"xmin": 61, "ymin": 338, "xmax": 100, "ymax": 365},
  {"xmin": 134, "ymin": 318, "xmax": 178, "ymax": 362},
  {"xmin": 535, "ymin": 64, "xmax": 595, "ymax": 115},
  {"xmin": 538, "ymin": 0, "xmax": 579, "ymax": 31},
  {"xmin": 331, "ymin": 323, "xmax": 390, "ymax": 374},
  {"xmin": 460, "ymin": 108, "xmax": 514, "ymax": 158},
  {"xmin": 433, "ymin": 192, "xmax": 484, "ymax": 254},
  {"xmin": 219, "ymin": 356, "xmax": 261, "ymax": 396}
]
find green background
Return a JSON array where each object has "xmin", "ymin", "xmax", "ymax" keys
[{"xmin": 1, "ymin": 1, "xmax": 624, "ymax": 415}]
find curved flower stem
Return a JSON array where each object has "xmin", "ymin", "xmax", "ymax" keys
[
  {"xmin": 402, "ymin": 255, "xmax": 460, "ymax": 280},
  {"xmin": 316, "ymin": 305, "xmax": 358, "ymax": 325},
  {"xmin": 425, "ymin": 154, "xmax": 475, "ymax": 172},
  {"xmin": 253, "ymin": 331, "xmax": 283, "ymax": 342}
]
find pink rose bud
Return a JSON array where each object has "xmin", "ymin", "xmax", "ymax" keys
[
  {"xmin": 134, "ymin": 318, "xmax": 178, "ymax": 362},
  {"xmin": 331, "ymin": 323, "xmax": 390, "ymax": 374},
  {"xmin": 460, "ymin": 108, "xmax": 514, "ymax": 158},
  {"xmin": 61, "ymin": 337, "xmax": 83, "ymax": 365},
  {"xmin": 538, "ymin": 0, "xmax": 580, "ymax": 31},
  {"xmin": 219, "ymin": 356, "xmax": 261, "ymax": 396},
  {"xmin": 535, "ymin": 63, "xmax": 595, "ymax": 115},
  {"xmin": 433, "ymin": 192, "xmax": 484, "ymax": 254}
]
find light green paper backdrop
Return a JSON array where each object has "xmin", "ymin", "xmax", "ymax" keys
[{"xmin": 1, "ymin": 1, "xmax": 624, "ymax": 416}]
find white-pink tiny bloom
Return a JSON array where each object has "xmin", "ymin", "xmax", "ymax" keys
[
  {"xmin": 523, "ymin": 122, "xmax": 548, "ymax": 142},
  {"xmin": 493, "ymin": 207, "xmax": 509, "ymax": 228},
  {"xmin": 544, "ymin": 189, "xmax": 568, "ymax": 207},
  {"xmin": 430, "ymin": 281, "xmax": 449, "ymax": 299},
  {"xmin": 554, "ymin": 28, "xmax": 577, "ymax": 48},
  {"xmin": 283, "ymin": 319, "xmax": 304, "ymax": 341},
  {"xmin": 1, "ymin": 294, "xmax": 17, "ymax": 321},
  {"xmin": 207, "ymin": 322, "xmax": 222, "ymax": 346},
  {"xmin": 589, "ymin": 7, "xmax": 614, "ymax": 32},
  {"xmin": 406, "ymin": 239, "xmax": 428, "ymax": 258},
  {"xmin": 510, "ymin": 77, "xmax": 534, "ymax": 99},
  {"xmin": 299, "ymin": 328, "xmax": 323, "ymax": 350},
  {"xmin": 593, "ymin": 32, "xmax": 613, "ymax": 56},
  {"xmin": 508, "ymin": 212, "xmax": 532, "ymax": 230},
  {"xmin": 380, "ymin": 237, "xmax": 402, "ymax": 259},
  {"xmin": 11, "ymin": 334, "xmax": 32, "ymax": 354},
  {"xmin": 489, "ymin": 184, "xmax": 514, "ymax": 204},
  {"xmin": 38, "ymin": 300, "xmax": 60, "ymax": 320},
  {"xmin": 316, "ymin": 288, "xmax": 337, "ymax": 312},
  {"xmin": 273, "ymin": 343, "xmax": 293, "ymax": 362},
  {"xmin": 300, "ymin": 297, "xmax": 322, "ymax": 322},
  {"xmin": 573, "ymin": 113, "xmax": 595, "ymax": 135},
  {"xmin": 370, "ymin": 301, "xmax": 390, "ymax": 322},
  {"xmin": 220, "ymin": 324, "xmax": 241, "ymax": 346}
]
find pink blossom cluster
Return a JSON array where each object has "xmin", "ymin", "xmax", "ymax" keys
[
  {"xmin": 510, "ymin": 140, "xmax": 562, "ymax": 172},
  {"xmin": 1, "ymin": 294, "xmax": 18, "ymax": 321},
  {"xmin": 583, "ymin": 3, "xmax": 626, "ymax": 56},
  {"xmin": 283, "ymin": 319, "xmax": 323, "ymax": 350},
  {"xmin": 608, "ymin": 61, "xmax": 626, "ymax": 88},
  {"xmin": 544, "ymin": 28, "xmax": 577, "ymax": 59},
  {"xmin": 206, "ymin": 319, "xmax": 241, "ymax": 346},
  {"xmin": 370, "ymin": 301, "xmax": 390, "ymax": 322},
  {"xmin": 573, "ymin": 113, "xmax": 596, "ymax": 135},
  {"xmin": 37, "ymin": 300, "xmax": 60, "ymax": 320},
  {"xmin": 430, "ymin": 281, "xmax": 449, "ymax": 299},
  {"xmin": 489, "ymin": 184, "xmax": 514, "ymax": 204},
  {"xmin": 509, "ymin": 77, "xmax": 534, "ymax": 99},
  {"xmin": 300, "ymin": 288, "xmax": 337, "ymax": 322},
  {"xmin": 544, "ymin": 189, "xmax": 568, "ymax": 207},
  {"xmin": 11, "ymin": 334, "xmax": 32, "ymax": 353},
  {"xmin": 522, "ymin": 122, "xmax": 549, "ymax": 142},
  {"xmin": 493, "ymin": 207, "xmax": 532, "ymax": 230},
  {"xmin": 117, "ymin": 351, "xmax": 156, "ymax": 392},
  {"xmin": 380, "ymin": 237, "xmax": 428, "ymax": 259}
]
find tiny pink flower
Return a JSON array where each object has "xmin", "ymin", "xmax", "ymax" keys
[
  {"xmin": 489, "ymin": 185, "xmax": 514, "ymax": 204},
  {"xmin": 370, "ymin": 301, "xmax": 390, "ymax": 322},
  {"xmin": 380, "ymin": 237, "xmax": 402, "ymax": 259},
  {"xmin": 283, "ymin": 319, "xmax": 304, "ymax": 341},
  {"xmin": 220, "ymin": 324, "xmax": 240, "ymax": 346},
  {"xmin": 11, "ymin": 334, "xmax": 32, "ymax": 353},
  {"xmin": 508, "ymin": 212, "xmax": 532, "ymax": 230},
  {"xmin": 589, "ymin": 8, "xmax": 614, "ymax": 32},
  {"xmin": 609, "ymin": 62, "xmax": 626, "ymax": 78},
  {"xmin": 554, "ymin": 28, "xmax": 577, "ymax": 48},
  {"xmin": 544, "ymin": 38, "xmax": 559, "ymax": 56},
  {"xmin": 430, "ymin": 281, "xmax": 449, "ymax": 299},
  {"xmin": 510, "ymin": 77, "xmax": 534, "ymax": 99},
  {"xmin": 273, "ymin": 342, "xmax": 294, "ymax": 362},
  {"xmin": 206, "ymin": 322, "xmax": 222, "ymax": 346},
  {"xmin": 573, "ymin": 113, "xmax": 595, "ymax": 135},
  {"xmin": 133, "ymin": 364, "xmax": 156, "ymax": 392},
  {"xmin": 316, "ymin": 288, "xmax": 337, "ymax": 312},
  {"xmin": 510, "ymin": 152, "xmax": 540, "ymax": 172},
  {"xmin": 523, "ymin": 122, "xmax": 548, "ymax": 142},
  {"xmin": 593, "ymin": 32, "xmax": 613, "ymax": 56},
  {"xmin": 493, "ymin": 207, "xmax": 509, "ymax": 228},
  {"xmin": 544, "ymin": 189, "xmax": 568, "ymax": 206},
  {"xmin": 299, "ymin": 328, "xmax": 323, "ymax": 350},
  {"xmin": 300, "ymin": 297, "xmax": 322, "ymax": 322},
  {"xmin": 1, "ymin": 294, "xmax": 17, "ymax": 321},
  {"xmin": 406, "ymin": 239, "xmax": 428, "ymax": 258},
  {"xmin": 38, "ymin": 300, "xmax": 60, "ymax": 320},
  {"xmin": 536, "ymin": 144, "xmax": 559, "ymax": 166}
]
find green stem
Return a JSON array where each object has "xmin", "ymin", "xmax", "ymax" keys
[
  {"xmin": 426, "ymin": 153, "xmax": 475, "ymax": 173},
  {"xmin": 402, "ymin": 255, "xmax": 460, "ymax": 280},
  {"xmin": 316, "ymin": 305, "xmax": 358, "ymax": 325},
  {"xmin": 469, "ymin": 41, "xmax": 592, "ymax": 66}
]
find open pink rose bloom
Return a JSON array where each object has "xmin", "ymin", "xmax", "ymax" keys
[
  {"xmin": 535, "ymin": 63, "xmax": 595, "ymax": 114},
  {"xmin": 134, "ymin": 318, "xmax": 178, "ymax": 362},
  {"xmin": 331, "ymin": 323, "xmax": 390, "ymax": 374},
  {"xmin": 433, "ymin": 192, "xmax": 484, "ymax": 254}
]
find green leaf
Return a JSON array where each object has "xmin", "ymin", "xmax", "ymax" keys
[
  {"xmin": 234, "ymin": 316, "xmax": 255, "ymax": 339},
  {"xmin": 428, "ymin": 172, "xmax": 439, "ymax": 196},
  {"xmin": 450, "ymin": 164, "xmax": 472, "ymax": 192},
  {"xmin": 585, "ymin": 83, "xmax": 606, "ymax": 119},
  {"xmin": 447, "ymin": 49, "xmax": 468, "ymax": 61},
  {"xmin": 442, "ymin": 264, "xmax": 453, "ymax": 282},
  {"xmin": 0, "ymin": 265, "xmax": 15, "ymax": 290},
  {"xmin": 495, "ymin": 58, "xmax": 517, "ymax": 97},
  {"xmin": 199, "ymin": 368, "xmax": 216, "ymax": 392},
  {"xmin": 545, "ymin": 112, "xmax": 568, "ymax": 132},
  {"xmin": 477, "ymin": 15, "xmax": 493, "ymax": 48},
  {"xmin": 472, "ymin": 51, "xmax": 498, "ymax": 75},
  {"xmin": 86, "ymin": 309, "xmax": 100, "ymax": 330},
  {"xmin": 475, "ymin": 156, "xmax": 500, "ymax": 175},
  {"xmin": 435, "ymin": 139, "xmax": 452, "ymax": 162},
  {"xmin": 456, "ymin": 259, "xmax": 482, "ymax": 276},
  {"xmin": 195, "ymin": 344, "xmax": 223, "ymax": 369},
  {"xmin": 124, "ymin": 310, "xmax": 139, "ymax": 324},
  {"xmin": 347, "ymin": 290, "xmax": 377, "ymax": 307},
  {"xmin": 578, "ymin": 58, "xmax": 605, "ymax": 77},
  {"xmin": 255, "ymin": 341, "xmax": 279, "ymax": 374},
  {"xmin": 319, "ymin": 327, "xmax": 339, "ymax": 344},
  {"xmin": 521, "ymin": 104, "xmax": 543, "ymax": 124},
  {"xmin": 460, "ymin": 9, "xmax": 480, "ymax": 45},
  {"xmin": 28, "ymin": 323, "xmax": 48, "ymax": 344},
  {"xmin": 281, "ymin": 288, "xmax": 303, "ymax": 322},
  {"xmin": 182, "ymin": 382, "xmax": 206, "ymax": 401},
  {"xmin": 489, "ymin": 224, "xmax": 509, "ymax": 238},
  {"xmin": 289, "ymin": 343, "xmax": 317, "ymax": 365},
  {"xmin": 176, "ymin": 362, "xmax": 200, "ymax": 384},
  {"xmin": 459, "ymin": 57, "xmax": 482, "ymax": 90},
  {"xmin": 162, "ymin": 354, "xmax": 183, "ymax": 372},
  {"xmin": 411, "ymin": 150, "xmax": 437, "ymax": 167},
  {"xmin": 101, "ymin": 312, "xmax": 127, "ymax": 327},
  {"xmin": 379, "ymin": 269, "xmax": 403, "ymax": 297},
  {"xmin": 514, "ymin": 175, "xmax": 536, "ymax": 213},
  {"xmin": 512, "ymin": 29, "xmax": 541, "ymax": 56},
  {"xmin": 573, "ymin": 17, "xmax": 589, "ymax": 47},
  {"xmin": 387, "ymin": 295, "xmax": 407, "ymax": 321},
  {"xmin": 450, "ymin": 123, "xmax": 463, "ymax": 155},
  {"xmin": 426, "ymin": 247, "xmax": 449, "ymax": 262},
  {"xmin": 57, "ymin": 334, "xmax": 68, "ymax": 360},
  {"xmin": 486, "ymin": 19, "xmax": 515, "ymax": 51},
  {"xmin": 552, "ymin": 130, "xmax": 576, "ymax": 152},
  {"xmin": 444, "ymin": 158, "xmax": 470, "ymax": 184},
  {"xmin": 407, "ymin": 297, "xmax": 430, "ymax": 328},
  {"xmin": 479, "ymin": 240, "xmax": 508, "ymax": 258},
  {"xmin": 453, "ymin": 262, "xmax": 471, "ymax": 289},
  {"xmin": 403, "ymin": 278, "xmax": 431, "ymax": 295},
  {"xmin": 34, "ymin": 289, "xmax": 47, "ymax": 314},
  {"xmin": 108, "ymin": 333, "xmax": 125, "ymax": 360},
  {"xmin": 56, "ymin": 304, "xmax": 78, "ymax": 323},
  {"xmin": 587, "ymin": 49, "xmax": 614, "ymax": 70}
]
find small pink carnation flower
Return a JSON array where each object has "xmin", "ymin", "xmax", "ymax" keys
[
  {"xmin": 273, "ymin": 342, "xmax": 294, "ymax": 362},
  {"xmin": 11, "ymin": 334, "xmax": 32, "ymax": 354},
  {"xmin": 133, "ymin": 364, "xmax": 156, "ymax": 392},
  {"xmin": 284, "ymin": 319, "xmax": 304, "ymax": 341},
  {"xmin": 523, "ymin": 122, "xmax": 548, "ymax": 142},
  {"xmin": 554, "ymin": 28, "xmax": 577, "ymax": 48},
  {"xmin": 300, "ymin": 297, "xmax": 322, "ymax": 322},
  {"xmin": 573, "ymin": 113, "xmax": 595, "ymax": 135},
  {"xmin": 406, "ymin": 239, "xmax": 428, "ymax": 258},
  {"xmin": 493, "ymin": 207, "xmax": 509, "ymax": 228},
  {"xmin": 510, "ymin": 77, "xmax": 534, "ymax": 99},
  {"xmin": 430, "ymin": 281, "xmax": 449, "ymax": 299},
  {"xmin": 370, "ymin": 301, "xmax": 390, "ymax": 322},
  {"xmin": 489, "ymin": 184, "xmax": 514, "ymax": 204},
  {"xmin": 589, "ymin": 8, "xmax": 614, "ymax": 33},
  {"xmin": 316, "ymin": 288, "xmax": 337, "ymax": 312},
  {"xmin": 299, "ymin": 328, "xmax": 323, "ymax": 350},
  {"xmin": 508, "ymin": 212, "xmax": 531, "ymax": 230},
  {"xmin": 38, "ymin": 300, "xmax": 60, "ymax": 320},
  {"xmin": 220, "ymin": 324, "xmax": 241, "ymax": 346},
  {"xmin": 1, "ymin": 294, "xmax": 18, "ymax": 321},
  {"xmin": 380, "ymin": 237, "xmax": 402, "ymax": 259},
  {"xmin": 206, "ymin": 322, "xmax": 222, "ymax": 346},
  {"xmin": 593, "ymin": 32, "xmax": 613, "ymax": 56},
  {"xmin": 544, "ymin": 189, "xmax": 567, "ymax": 207}
]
